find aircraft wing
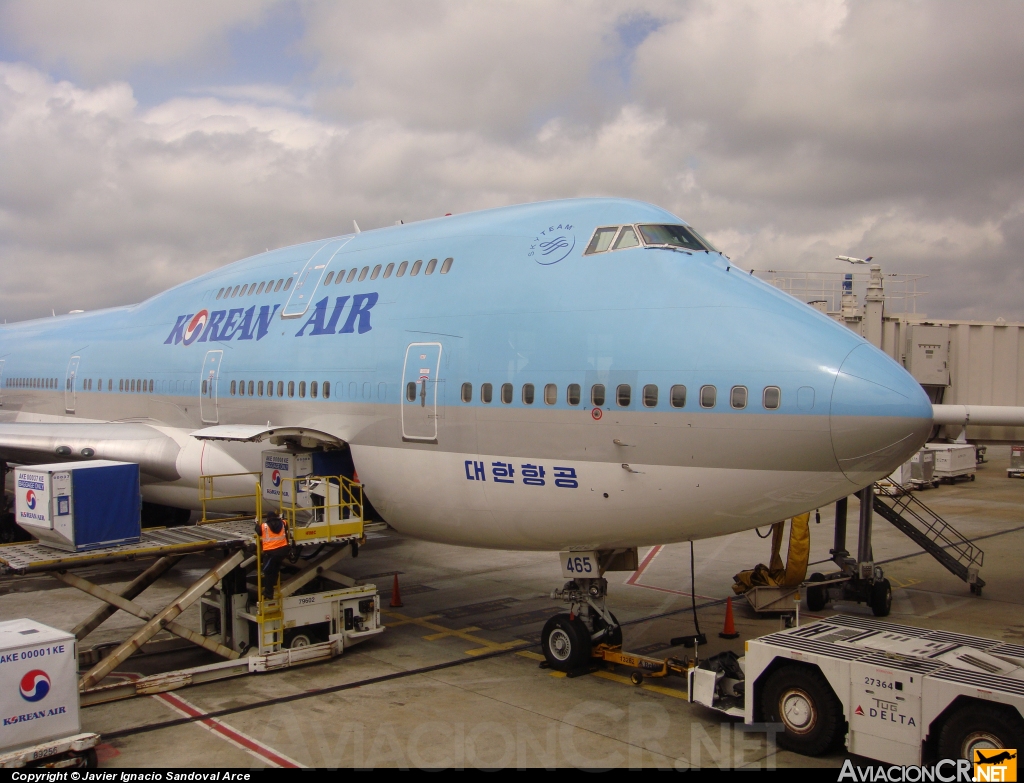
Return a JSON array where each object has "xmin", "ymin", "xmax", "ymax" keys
[{"xmin": 0, "ymin": 422, "xmax": 182, "ymax": 481}]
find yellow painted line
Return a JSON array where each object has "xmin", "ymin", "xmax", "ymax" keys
[
  {"xmin": 889, "ymin": 576, "xmax": 923, "ymax": 589},
  {"xmin": 516, "ymin": 650, "xmax": 545, "ymax": 661},
  {"xmin": 545, "ymin": 666, "xmax": 688, "ymax": 699},
  {"xmin": 383, "ymin": 610, "xmax": 518, "ymax": 653}
]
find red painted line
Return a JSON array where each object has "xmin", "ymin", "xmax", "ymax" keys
[
  {"xmin": 625, "ymin": 544, "xmax": 716, "ymax": 600},
  {"xmin": 112, "ymin": 672, "xmax": 303, "ymax": 768}
]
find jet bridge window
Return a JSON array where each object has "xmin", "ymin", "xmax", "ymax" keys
[
  {"xmin": 501, "ymin": 383, "xmax": 513, "ymax": 404},
  {"xmin": 643, "ymin": 384, "xmax": 658, "ymax": 407},
  {"xmin": 461, "ymin": 382, "xmax": 472, "ymax": 403},
  {"xmin": 700, "ymin": 385, "xmax": 717, "ymax": 408},
  {"xmin": 522, "ymin": 384, "xmax": 535, "ymax": 404},
  {"xmin": 480, "ymin": 383, "xmax": 493, "ymax": 403},
  {"xmin": 591, "ymin": 384, "xmax": 606, "ymax": 407},
  {"xmin": 763, "ymin": 386, "xmax": 781, "ymax": 410},
  {"xmin": 637, "ymin": 224, "xmax": 714, "ymax": 252},
  {"xmin": 613, "ymin": 226, "xmax": 640, "ymax": 250},
  {"xmin": 585, "ymin": 227, "xmax": 619, "ymax": 255},
  {"xmin": 567, "ymin": 384, "xmax": 581, "ymax": 405},
  {"xmin": 616, "ymin": 384, "xmax": 631, "ymax": 407},
  {"xmin": 731, "ymin": 386, "xmax": 747, "ymax": 409},
  {"xmin": 544, "ymin": 384, "xmax": 557, "ymax": 405}
]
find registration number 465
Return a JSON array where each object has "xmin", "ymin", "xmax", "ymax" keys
[{"xmin": 560, "ymin": 551, "xmax": 598, "ymax": 578}]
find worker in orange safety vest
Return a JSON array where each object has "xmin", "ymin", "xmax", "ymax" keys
[{"xmin": 256, "ymin": 510, "xmax": 288, "ymax": 599}]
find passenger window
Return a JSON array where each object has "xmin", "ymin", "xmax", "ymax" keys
[
  {"xmin": 257, "ymin": 381, "xmax": 264, "ymax": 396},
  {"xmin": 201, "ymin": 380, "xmax": 207, "ymax": 395},
  {"xmin": 358, "ymin": 266, "xmax": 369, "ymax": 281},
  {"xmin": 231, "ymin": 286, "xmax": 240, "ymax": 298},
  {"xmin": 256, "ymin": 281, "xmax": 266, "ymax": 294},
  {"xmin": 248, "ymin": 283, "xmax": 257, "ymax": 295},
  {"xmin": 323, "ymin": 381, "xmax": 330, "ymax": 399},
  {"xmin": 217, "ymin": 288, "xmax": 224, "ymax": 300},
  {"xmin": 397, "ymin": 261, "xmax": 408, "ymax": 277},
  {"xmin": 267, "ymin": 279, "xmax": 275, "ymax": 291},
  {"xmin": 410, "ymin": 260, "xmax": 422, "ymax": 276},
  {"xmin": 425, "ymin": 259, "xmax": 437, "ymax": 275},
  {"xmin": 567, "ymin": 383, "xmax": 581, "ymax": 405},
  {"xmin": 283, "ymin": 277, "xmax": 293, "ymax": 291},
  {"xmin": 613, "ymin": 226, "xmax": 640, "ymax": 250},
  {"xmin": 643, "ymin": 384, "xmax": 658, "ymax": 407},
  {"xmin": 149, "ymin": 380, "xmax": 154, "ymax": 392},
  {"xmin": 501, "ymin": 383, "xmax": 513, "ymax": 404},
  {"xmin": 440, "ymin": 257, "xmax": 453, "ymax": 274},
  {"xmin": 617, "ymin": 384, "xmax": 631, "ymax": 407},
  {"xmin": 731, "ymin": 386, "xmax": 747, "ymax": 409},
  {"xmin": 461, "ymin": 382, "xmax": 472, "ymax": 403},
  {"xmin": 522, "ymin": 384, "xmax": 535, "ymax": 404},
  {"xmin": 585, "ymin": 227, "xmax": 619, "ymax": 254},
  {"xmin": 346, "ymin": 269, "xmax": 357, "ymax": 283},
  {"xmin": 323, "ymin": 272, "xmax": 334, "ymax": 286},
  {"xmin": 238, "ymin": 381, "xmax": 245, "ymax": 396},
  {"xmin": 248, "ymin": 380, "xmax": 254, "ymax": 396},
  {"xmin": 274, "ymin": 279, "xmax": 284, "ymax": 292},
  {"xmin": 277, "ymin": 381, "xmax": 284, "ymax": 397},
  {"xmin": 334, "ymin": 270, "xmax": 345, "ymax": 284},
  {"xmin": 370, "ymin": 264, "xmax": 382, "ymax": 280},
  {"xmin": 481, "ymin": 383, "xmax": 493, "ymax": 403},
  {"xmin": 763, "ymin": 386, "xmax": 781, "ymax": 410},
  {"xmin": 406, "ymin": 382, "xmax": 416, "ymax": 402},
  {"xmin": 119, "ymin": 379, "xmax": 124, "ymax": 391},
  {"xmin": 591, "ymin": 384, "xmax": 606, "ymax": 407},
  {"xmin": 265, "ymin": 380, "xmax": 272, "ymax": 397},
  {"xmin": 700, "ymin": 385, "xmax": 717, "ymax": 408},
  {"xmin": 239, "ymin": 285, "xmax": 248, "ymax": 296},
  {"xmin": 544, "ymin": 384, "xmax": 557, "ymax": 405},
  {"xmin": 288, "ymin": 381, "xmax": 295, "ymax": 397},
  {"xmin": 108, "ymin": 379, "xmax": 112, "ymax": 391},
  {"xmin": 384, "ymin": 263, "xmax": 395, "ymax": 278},
  {"xmin": 671, "ymin": 385, "xmax": 686, "ymax": 407},
  {"xmin": 299, "ymin": 381, "xmax": 306, "ymax": 398},
  {"xmin": 311, "ymin": 381, "xmax": 318, "ymax": 399}
]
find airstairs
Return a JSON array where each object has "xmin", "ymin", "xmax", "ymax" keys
[{"xmin": 872, "ymin": 482, "xmax": 985, "ymax": 594}]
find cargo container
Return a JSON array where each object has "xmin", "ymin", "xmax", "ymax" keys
[
  {"xmin": 14, "ymin": 461, "xmax": 141, "ymax": 551},
  {"xmin": 925, "ymin": 443, "xmax": 976, "ymax": 483}
]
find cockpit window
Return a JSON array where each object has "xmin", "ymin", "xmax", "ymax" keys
[
  {"xmin": 612, "ymin": 226, "xmax": 640, "ymax": 250},
  {"xmin": 638, "ymin": 224, "xmax": 713, "ymax": 252},
  {"xmin": 585, "ymin": 227, "xmax": 619, "ymax": 255}
]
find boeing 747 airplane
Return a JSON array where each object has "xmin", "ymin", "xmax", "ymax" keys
[{"xmin": 0, "ymin": 197, "xmax": 979, "ymax": 665}]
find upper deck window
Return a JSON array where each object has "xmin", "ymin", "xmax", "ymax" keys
[
  {"xmin": 637, "ymin": 224, "xmax": 715, "ymax": 252},
  {"xmin": 585, "ymin": 227, "xmax": 618, "ymax": 255}
]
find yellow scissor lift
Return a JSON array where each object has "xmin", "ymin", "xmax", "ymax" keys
[{"xmin": 198, "ymin": 471, "xmax": 382, "ymax": 657}]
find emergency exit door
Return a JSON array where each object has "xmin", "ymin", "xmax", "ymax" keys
[
  {"xmin": 200, "ymin": 350, "xmax": 223, "ymax": 424},
  {"xmin": 401, "ymin": 342, "xmax": 442, "ymax": 442},
  {"xmin": 64, "ymin": 356, "xmax": 80, "ymax": 414}
]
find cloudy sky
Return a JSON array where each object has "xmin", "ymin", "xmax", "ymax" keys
[{"xmin": 1, "ymin": 0, "xmax": 1022, "ymax": 322}]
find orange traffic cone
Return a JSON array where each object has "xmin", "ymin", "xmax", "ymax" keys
[
  {"xmin": 719, "ymin": 596, "xmax": 739, "ymax": 639},
  {"xmin": 389, "ymin": 573, "xmax": 403, "ymax": 608}
]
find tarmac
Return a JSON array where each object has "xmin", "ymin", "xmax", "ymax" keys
[{"xmin": 1, "ymin": 446, "xmax": 1021, "ymax": 769}]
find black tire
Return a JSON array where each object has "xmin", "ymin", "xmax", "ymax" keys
[
  {"xmin": 84, "ymin": 748, "xmax": 98, "ymax": 768},
  {"xmin": 870, "ymin": 578, "xmax": 892, "ymax": 617},
  {"xmin": 541, "ymin": 613, "xmax": 592, "ymax": 672},
  {"xmin": 806, "ymin": 573, "xmax": 828, "ymax": 612},
  {"xmin": 592, "ymin": 612, "xmax": 623, "ymax": 647},
  {"xmin": 760, "ymin": 664, "xmax": 845, "ymax": 756},
  {"xmin": 937, "ymin": 702, "xmax": 1024, "ymax": 761}
]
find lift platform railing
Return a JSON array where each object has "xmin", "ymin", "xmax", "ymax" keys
[
  {"xmin": 276, "ymin": 474, "xmax": 364, "ymax": 545},
  {"xmin": 198, "ymin": 472, "xmax": 261, "ymax": 525}
]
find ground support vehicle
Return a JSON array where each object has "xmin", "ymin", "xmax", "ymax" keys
[{"xmin": 688, "ymin": 614, "xmax": 1024, "ymax": 765}]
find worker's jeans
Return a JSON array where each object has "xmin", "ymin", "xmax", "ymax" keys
[{"xmin": 262, "ymin": 549, "xmax": 286, "ymax": 598}]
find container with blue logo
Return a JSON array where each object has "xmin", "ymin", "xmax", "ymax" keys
[
  {"xmin": 14, "ymin": 460, "xmax": 142, "ymax": 552},
  {"xmin": 0, "ymin": 619, "xmax": 79, "ymax": 752}
]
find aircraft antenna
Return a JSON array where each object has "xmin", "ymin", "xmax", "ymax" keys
[{"xmin": 353, "ymin": 220, "xmax": 361, "ymax": 234}]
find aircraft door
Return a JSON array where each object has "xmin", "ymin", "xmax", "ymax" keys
[
  {"xmin": 200, "ymin": 350, "xmax": 223, "ymax": 424},
  {"xmin": 64, "ymin": 356, "xmax": 80, "ymax": 414},
  {"xmin": 281, "ymin": 237, "xmax": 352, "ymax": 319},
  {"xmin": 401, "ymin": 342, "xmax": 442, "ymax": 442}
]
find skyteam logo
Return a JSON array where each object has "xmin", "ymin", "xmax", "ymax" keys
[
  {"xmin": 24, "ymin": 490, "xmax": 36, "ymax": 510},
  {"xmin": 271, "ymin": 470, "xmax": 281, "ymax": 487},
  {"xmin": 528, "ymin": 223, "xmax": 575, "ymax": 265},
  {"xmin": 19, "ymin": 670, "xmax": 50, "ymax": 702},
  {"xmin": 182, "ymin": 310, "xmax": 209, "ymax": 346}
]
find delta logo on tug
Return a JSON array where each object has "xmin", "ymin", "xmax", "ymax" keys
[{"xmin": 19, "ymin": 670, "xmax": 50, "ymax": 702}]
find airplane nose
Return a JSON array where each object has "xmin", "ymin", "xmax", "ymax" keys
[{"xmin": 830, "ymin": 344, "xmax": 933, "ymax": 485}]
